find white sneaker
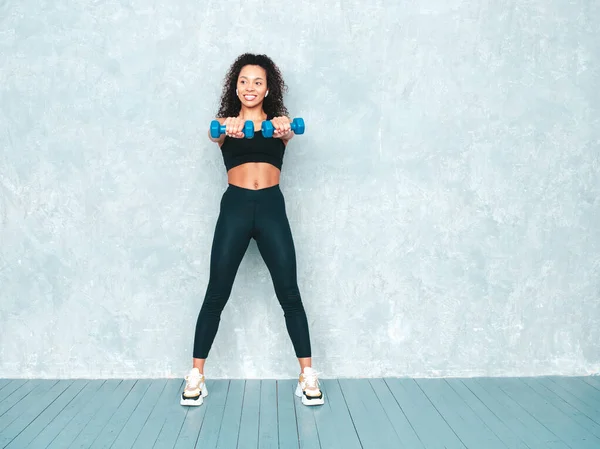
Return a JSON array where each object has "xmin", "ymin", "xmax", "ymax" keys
[
  {"xmin": 295, "ymin": 367, "xmax": 325, "ymax": 406},
  {"xmin": 180, "ymin": 368, "xmax": 209, "ymax": 406}
]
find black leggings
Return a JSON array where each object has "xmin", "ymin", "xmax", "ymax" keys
[{"xmin": 193, "ymin": 184, "xmax": 312, "ymax": 359}]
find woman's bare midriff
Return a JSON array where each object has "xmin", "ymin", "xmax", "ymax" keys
[{"xmin": 227, "ymin": 162, "xmax": 281, "ymax": 190}]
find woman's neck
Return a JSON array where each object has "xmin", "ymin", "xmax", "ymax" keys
[{"xmin": 238, "ymin": 106, "xmax": 267, "ymax": 122}]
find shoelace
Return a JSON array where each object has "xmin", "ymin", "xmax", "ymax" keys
[
  {"xmin": 185, "ymin": 373, "xmax": 202, "ymax": 389},
  {"xmin": 304, "ymin": 370, "xmax": 320, "ymax": 390}
]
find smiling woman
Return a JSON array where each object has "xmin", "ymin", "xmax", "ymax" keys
[
  {"xmin": 209, "ymin": 54, "xmax": 295, "ymax": 190},
  {"xmin": 180, "ymin": 53, "xmax": 324, "ymax": 409},
  {"xmin": 237, "ymin": 66, "xmax": 268, "ymax": 107},
  {"xmin": 216, "ymin": 62, "xmax": 290, "ymax": 190}
]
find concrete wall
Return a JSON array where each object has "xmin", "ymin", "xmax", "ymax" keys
[{"xmin": 1, "ymin": 0, "xmax": 599, "ymax": 379}]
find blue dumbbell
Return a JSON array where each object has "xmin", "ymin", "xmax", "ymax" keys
[
  {"xmin": 261, "ymin": 117, "xmax": 305, "ymax": 138},
  {"xmin": 210, "ymin": 120, "xmax": 255, "ymax": 139}
]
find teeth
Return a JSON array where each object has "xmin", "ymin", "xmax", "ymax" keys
[{"xmin": 244, "ymin": 95, "xmax": 257, "ymax": 100}]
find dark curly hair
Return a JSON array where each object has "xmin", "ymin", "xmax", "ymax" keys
[{"xmin": 216, "ymin": 53, "xmax": 289, "ymax": 119}]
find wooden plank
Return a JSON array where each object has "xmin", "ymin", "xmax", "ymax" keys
[
  {"xmin": 473, "ymin": 378, "xmax": 570, "ymax": 449},
  {"xmin": 0, "ymin": 380, "xmax": 30, "ymax": 405},
  {"xmin": 582, "ymin": 376, "xmax": 600, "ymax": 391},
  {"xmin": 416, "ymin": 378, "xmax": 506, "ymax": 449},
  {"xmin": 238, "ymin": 379, "xmax": 261, "ymax": 449},
  {"xmin": 44, "ymin": 379, "xmax": 122, "ymax": 449},
  {"xmin": 108, "ymin": 379, "xmax": 168, "ymax": 448},
  {"xmin": 459, "ymin": 378, "xmax": 547, "ymax": 449},
  {"xmin": 308, "ymin": 379, "xmax": 362, "ymax": 449},
  {"xmin": 130, "ymin": 379, "xmax": 185, "ymax": 449},
  {"xmin": 4, "ymin": 379, "xmax": 87, "ymax": 449},
  {"xmin": 0, "ymin": 379, "xmax": 14, "ymax": 392},
  {"xmin": 258, "ymin": 380, "xmax": 278, "ymax": 449},
  {"xmin": 216, "ymin": 379, "xmax": 245, "ymax": 448},
  {"xmin": 185, "ymin": 379, "xmax": 229, "ymax": 449},
  {"xmin": 548, "ymin": 377, "xmax": 600, "ymax": 411},
  {"xmin": 0, "ymin": 380, "xmax": 72, "ymax": 446},
  {"xmin": 0, "ymin": 380, "xmax": 62, "ymax": 437},
  {"xmin": 0, "ymin": 380, "xmax": 47, "ymax": 423},
  {"xmin": 338, "ymin": 378, "xmax": 388, "ymax": 449},
  {"xmin": 369, "ymin": 378, "xmax": 424, "ymax": 449},
  {"xmin": 339, "ymin": 378, "xmax": 404, "ymax": 449},
  {"xmin": 27, "ymin": 380, "xmax": 106, "ymax": 449},
  {"xmin": 66, "ymin": 379, "xmax": 137, "ymax": 448},
  {"xmin": 493, "ymin": 377, "xmax": 598, "ymax": 449},
  {"xmin": 291, "ymin": 378, "xmax": 321, "ymax": 449},
  {"xmin": 153, "ymin": 379, "xmax": 201, "ymax": 449},
  {"xmin": 385, "ymin": 378, "xmax": 466, "ymax": 449},
  {"xmin": 321, "ymin": 379, "xmax": 362, "ymax": 449},
  {"xmin": 4, "ymin": 375, "xmax": 597, "ymax": 449},
  {"xmin": 537, "ymin": 377, "xmax": 600, "ymax": 426},
  {"xmin": 444, "ymin": 379, "xmax": 529, "ymax": 449},
  {"xmin": 572, "ymin": 378, "xmax": 600, "ymax": 403},
  {"xmin": 277, "ymin": 379, "xmax": 300, "ymax": 449},
  {"xmin": 85, "ymin": 379, "xmax": 152, "ymax": 448},
  {"xmin": 522, "ymin": 377, "xmax": 600, "ymax": 440}
]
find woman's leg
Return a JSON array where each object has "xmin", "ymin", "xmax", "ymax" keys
[
  {"xmin": 254, "ymin": 187, "xmax": 323, "ymax": 405},
  {"xmin": 253, "ymin": 188, "xmax": 312, "ymax": 366},
  {"xmin": 182, "ymin": 187, "xmax": 253, "ymax": 407},
  {"xmin": 192, "ymin": 188, "xmax": 254, "ymax": 369}
]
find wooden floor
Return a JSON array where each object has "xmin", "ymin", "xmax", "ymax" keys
[{"xmin": 0, "ymin": 376, "xmax": 599, "ymax": 449}]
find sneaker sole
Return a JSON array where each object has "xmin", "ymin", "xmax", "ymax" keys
[
  {"xmin": 180, "ymin": 385, "xmax": 209, "ymax": 406},
  {"xmin": 295, "ymin": 382, "xmax": 325, "ymax": 406}
]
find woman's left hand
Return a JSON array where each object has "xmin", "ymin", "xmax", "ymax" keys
[{"xmin": 270, "ymin": 116, "xmax": 293, "ymax": 139}]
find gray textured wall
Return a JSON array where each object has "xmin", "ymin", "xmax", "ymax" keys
[{"xmin": 1, "ymin": 0, "xmax": 599, "ymax": 380}]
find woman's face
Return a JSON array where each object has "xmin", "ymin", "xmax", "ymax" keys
[{"xmin": 236, "ymin": 64, "xmax": 268, "ymax": 107}]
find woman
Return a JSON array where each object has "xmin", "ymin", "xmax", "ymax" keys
[{"xmin": 180, "ymin": 53, "xmax": 324, "ymax": 407}]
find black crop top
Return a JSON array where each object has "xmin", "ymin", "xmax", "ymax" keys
[{"xmin": 220, "ymin": 130, "xmax": 286, "ymax": 171}]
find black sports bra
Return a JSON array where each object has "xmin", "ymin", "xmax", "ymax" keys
[{"xmin": 220, "ymin": 130, "xmax": 286, "ymax": 171}]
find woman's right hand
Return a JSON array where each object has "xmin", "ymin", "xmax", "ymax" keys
[{"xmin": 223, "ymin": 117, "xmax": 247, "ymax": 139}]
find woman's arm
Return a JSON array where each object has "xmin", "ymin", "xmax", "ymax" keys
[
  {"xmin": 271, "ymin": 116, "xmax": 295, "ymax": 142},
  {"xmin": 208, "ymin": 117, "xmax": 227, "ymax": 144}
]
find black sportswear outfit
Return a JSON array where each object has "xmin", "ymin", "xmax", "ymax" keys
[{"xmin": 192, "ymin": 128, "xmax": 312, "ymax": 359}]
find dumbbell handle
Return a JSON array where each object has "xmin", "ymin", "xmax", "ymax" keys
[
  {"xmin": 210, "ymin": 120, "xmax": 254, "ymax": 139},
  {"xmin": 262, "ymin": 117, "xmax": 305, "ymax": 137}
]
